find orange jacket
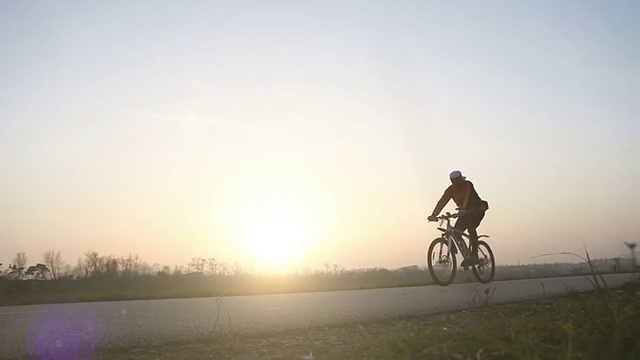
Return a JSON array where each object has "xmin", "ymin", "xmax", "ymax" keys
[{"xmin": 431, "ymin": 180, "xmax": 484, "ymax": 216}]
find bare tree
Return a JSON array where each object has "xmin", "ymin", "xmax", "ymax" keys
[
  {"xmin": 120, "ymin": 254, "xmax": 134, "ymax": 276},
  {"xmin": 72, "ymin": 257, "xmax": 90, "ymax": 278},
  {"xmin": 62, "ymin": 264, "xmax": 72, "ymax": 278},
  {"xmin": 206, "ymin": 258, "xmax": 218, "ymax": 275},
  {"xmin": 233, "ymin": 262, "xmax": 244, "ymax": 275},
  {"xmin": 43, "ymin": 250, "xmax": 65, "ymax": 280},
  {"xmin": 137, "ymin": 261, "xmax": 152, "ymax": 275},
  {"xmin": 13, "ymin": 252, "xmax": 27, "ymax": 268},
  {"xmin": 219, "ymin": 263, "xmax": 229, "ymax": 276},
  {"xmin": 624, "ymin": 242, "xmax": 637, "ymax": 270},
  {"xmin": 83, "ymin": 251, "xmax": 101, "ymax": 276},
  {"xmin": 120, "ymin": 253, "xmax": 145, "ymax": 276},
  {"xmin": 131, "ymin": 254, "xmax": 141, "ymax": 274},
  {"xmin": 12, "ymin": 252, "xmax": 28, "ymax": 280},
  {"xmin": 159, "ymin": 265, "xmax": 171, "ymax": 276},
  {"xmin": 188, "ymin": 257, "xmax": 206, "ymax": 274},
  {"xmin": 173, "ymin": 265, "xmax": 184, "ymax": 276},
  {"xmin": 103, "ymin": 256, "xmax": 119, "ymax": 276}
]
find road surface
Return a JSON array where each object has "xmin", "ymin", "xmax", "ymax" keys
[{"xmin": 0, "ymin": 273, "xmax": 636, "ymax": 359}]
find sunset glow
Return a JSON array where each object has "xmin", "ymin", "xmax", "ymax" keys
[
  {"xmin": 1, "ymin": 1, "xmax": 638, "ymax": 272},
  {"xmin": 238, "ymin": 197, "xmax": 309, "ymax": 268}
]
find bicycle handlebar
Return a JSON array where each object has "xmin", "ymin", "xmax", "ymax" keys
[
  {"xmin": 426, "ymin": 212, "xmax": 459, "ymax": 222},
  {"xmin": 439, "ymin": 212, "xmax": 459, "ymax": 220}
]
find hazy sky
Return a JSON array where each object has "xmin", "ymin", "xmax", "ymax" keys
[{"xmin": 1, "ymin": 1, "xmax": 638, "ymax": 272}]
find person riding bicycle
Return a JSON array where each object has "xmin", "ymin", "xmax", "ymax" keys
[{"xmin": 427, "ymin": 170, "xmax": 488, "ymax": 267}]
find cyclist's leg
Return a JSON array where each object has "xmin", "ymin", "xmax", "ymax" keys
[
  {"xmin": 467, "ymin": 227, "xmax": 479, "ymax": 260},
  {"xmin": 454, "ymin": 217, "xmax": 471, "ymax": 266},
  {"xmin": 453, "ymin": 217, "xmax": 469, "ymax": 245},
  {"xmin": 466, "ymin": 212, "xmax": 486, "ymax": 262}
]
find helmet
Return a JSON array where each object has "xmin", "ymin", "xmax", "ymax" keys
[{"xmin": 449, "ymin": 170, "xmax": 465, "ymax": 180}]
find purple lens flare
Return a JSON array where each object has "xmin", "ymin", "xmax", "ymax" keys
[{"xmin": 25, "ymin": 305, "xmax": 106, "ymax": 360}]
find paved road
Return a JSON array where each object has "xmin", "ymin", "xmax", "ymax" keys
[{"xmin": 0, "ymin": 273, "xmax": 636, "ymax": 359}]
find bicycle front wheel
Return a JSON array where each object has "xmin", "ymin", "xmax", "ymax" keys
[
  {"xmin": 427, "ymin": 237, "xmax": 457, "ymax": 286},
  {"xmin": 472, "ymin": 240, "xmax": 495, "ymax": 283}
]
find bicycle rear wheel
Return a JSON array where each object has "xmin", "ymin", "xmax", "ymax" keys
[
  {"xmin": 472, "ymin": 240, "xmax": 495, "ymax": 283},
  {"xmin": 427, "ymin": 237, "xmax": 457, "ymax": 286}
]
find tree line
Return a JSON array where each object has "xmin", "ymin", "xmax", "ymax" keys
[{"xmin": 0, "ymin": 251, "xmax": 239, "ymax": 280}]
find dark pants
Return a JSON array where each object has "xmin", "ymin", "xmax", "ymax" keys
[{"xmin": 455, "ymin": 211, "xmax": 485, "ymax": 256}]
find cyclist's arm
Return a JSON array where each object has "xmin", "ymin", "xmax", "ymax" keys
[{"xmin": 431, "ymin": 187, "xmax": 453, "ymax": 216}]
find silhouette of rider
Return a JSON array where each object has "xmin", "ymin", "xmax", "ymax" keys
[{"xmin": 427, "ymin": 170, "xmax": 488, "ymax": 267}]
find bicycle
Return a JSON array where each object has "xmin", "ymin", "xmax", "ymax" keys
[{"xmin": 426, "ymin": 212, "xmax": 495, "ymax": 286}]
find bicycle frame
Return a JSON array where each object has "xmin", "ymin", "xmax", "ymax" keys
[
  {"xmin": 437, "ymin": 216, "xmax": 472, "ymax": 260},
  {"xmin": 435, "ymin": 212, "xmax": 489, "ymax": 260}
]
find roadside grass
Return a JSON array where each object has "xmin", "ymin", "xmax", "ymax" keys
[
  {"xmin": 99, "ymin": 279, "xmax": 640, "ymax": 359},
  {"xmin": 400, "ymin": 280, "xmax": 640, "ymax": 359}
]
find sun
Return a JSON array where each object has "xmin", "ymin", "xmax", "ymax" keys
[
  {"xmin": 240, "ymin": 199, "xmax": 310, "ymax": 269},
  {"xmin": 246, "ymin": 216, "xmax": 304, "ymax": 267},
  {"xmin": 212, "ymin": 154, "xmax": 336, "ymax": 272}
]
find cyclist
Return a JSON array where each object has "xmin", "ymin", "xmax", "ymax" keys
[{"xmin": 427, "ymin": 170, "xmax": 488, "ymax": 268}]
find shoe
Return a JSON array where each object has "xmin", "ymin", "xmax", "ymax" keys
[
  {"xmin": 460, "ymin": 259, "xmax": 469, "ymax": 270},
  {"xmin": 461, "ymin": 256, "xmax": 479, "ymax": 270}
]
